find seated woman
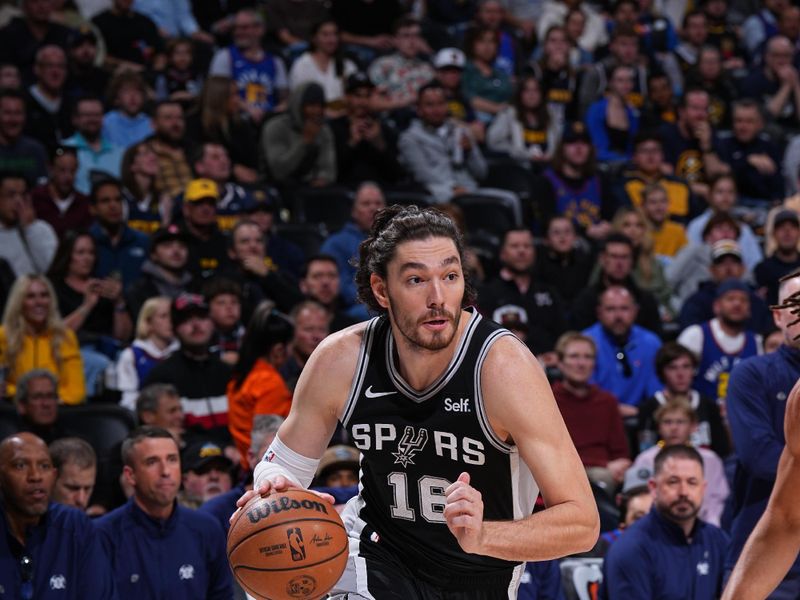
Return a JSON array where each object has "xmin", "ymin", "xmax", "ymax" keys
[
  {"xmin": 610, "ymin": 206, "xmax": 675, "ymax": 320},
  {"xmin": 461, "ymin": 26, "xmax": 513, "ymax": 123},
  {"xmin": 288, "ymin": 19, "xmax": 357, "ymax": 117},
  {"xmin": 227, "ymin": 302, "xmax": 294, "ymax": 465},
  {"xmin": 47, "ymin": 232, "xmax": 132, "ymax": 397},
  {"xmin": 115, "ymin": 296, "xmax": 178, "ymax": 411},
  {"xmin": 487, "ymin": 75, "xmax": 562, "ymax": 164},
  {"xmin": 121, "ymin": 141, "xmax": 167, "ymax": 235},
  {"xmin": 585, "ymin": 64, "xmax": 639, "ymax": 164},
  {"xmin": 0, "ymin": 275, "xmax": 85, "ymax": 404}
]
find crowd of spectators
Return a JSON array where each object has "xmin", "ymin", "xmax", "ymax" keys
[{"xmin": 3, "ymin": 0, "xmax": 800, "ymax": 597}]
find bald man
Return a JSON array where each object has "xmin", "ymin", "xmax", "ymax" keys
[
  {"xmin": 0, "ymin": 433, "xmax": 115, "ymax": 599},
  {"xmin": 583, "ymin": 286, "xmax": 663, "ymax": 415}
]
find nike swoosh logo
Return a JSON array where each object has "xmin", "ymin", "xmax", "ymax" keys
[{"xmin": 365, "ymin": 386, "xmax": 397, "ymax": 398}]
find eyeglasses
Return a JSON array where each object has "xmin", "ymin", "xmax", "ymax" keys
[
  {"xmin": 20, "ymin": 555, "xmax": 33, "ymax": 600},
  {"xmin": 616, "ymin": 349, "xmax": 633, "ymax": 378}
]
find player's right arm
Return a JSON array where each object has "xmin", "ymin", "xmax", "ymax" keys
[
  {"xmin": 234, "ymin": 324, "xmax": 364, "ymax": 510},
  {"xmin": 722, "ymin": 377, "xmax": 800, "ymax": 600}
]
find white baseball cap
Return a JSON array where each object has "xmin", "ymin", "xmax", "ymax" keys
[{"xmin": 434, "ymin": 48, "xmax": 466, "ymax": 69}]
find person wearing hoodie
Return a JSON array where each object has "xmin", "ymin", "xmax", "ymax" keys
[
  {"xmin": 259, "ymin": 81, "xmax": 336, "ymax": 189},
  {"xmin": 125, "ymin": 225, "xmax": 195, "ymax": 323}
]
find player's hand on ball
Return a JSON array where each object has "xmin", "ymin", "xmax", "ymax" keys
[
  {"xmin": 444, "ymin": 472, "xmax": 484, "ymax": 554},
  {"xmin": 229, "ymin": 476, "xmax": 335, "ymax": 524}
]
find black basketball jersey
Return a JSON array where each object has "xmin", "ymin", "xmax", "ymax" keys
[{"xmin": 340, "ymin": 308, "xmax": 539, "ymax": 582}]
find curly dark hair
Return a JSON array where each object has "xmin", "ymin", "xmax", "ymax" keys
[{"xmin": 354, "ymin": 205, "xmax": 476, "ymax": 314}]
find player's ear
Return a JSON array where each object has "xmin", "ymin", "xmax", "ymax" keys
[{"xmin": 370, "ymin": 273, "xmax": 389, "ymax": 309}]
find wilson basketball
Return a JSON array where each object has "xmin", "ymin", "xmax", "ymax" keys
[{"xmin": 227, "ymin": 489, "xmax": 348, "ymax": 600}]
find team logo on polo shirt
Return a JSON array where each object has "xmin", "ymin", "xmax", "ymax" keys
[
  {"xmin": 49, "ymin": 575, "xmax": 66, "ymax": 590},
  {"xmin": 178, "ymin": 564, "xmax": 195, "ymax": 580}
]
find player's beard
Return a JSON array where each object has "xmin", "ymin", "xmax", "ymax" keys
[{"xmin": 387, "ymin": 296, "xmax": 461, "ymax": 353}]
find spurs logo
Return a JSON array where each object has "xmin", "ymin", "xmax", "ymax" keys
[{"xmin": 392, "ymin": 426, "xmax": 429, "ymax": 467}]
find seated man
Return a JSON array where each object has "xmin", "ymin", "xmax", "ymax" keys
[
  {"xmin": 179, "ymin": 440, "xmax": 233, "ymax": 509},
  {"xmin": 0, "ymin": 432, "xmax": 114, "ymax": 599},
  {"xmin": 601, "ymin": 445, "xmax": 728, "ymax": 599},
  {"xmin": 679, "ymin": 239, "xmax": 772, "ymax": 333},
  {"xmin": 49, "ymin": 437, "xmax": 97, "ymax": 514},
  {"xmin": 627, "ymin": 398, "xmax": 729, "ymax": 526},
  {"xmin": 95, "ymin": 427, "xmax": 233, "ymax": 598},
  {"xmin": 583, "ymin": 286, "xmax": 662, "ymax": 416},
  {"xmin": 143, "ymin": 294, "xmax": 233, "ymax": 448},
  {"xmin": 478, "ymin": 228, "xmax": 567, "ymax": 363},
  {"xmin": 280, "ymin": 300, "xmax": 331, "ymax": 392},
  {"xmin": 299, "ymin": 254, "xmax": 359, "ymax": 332},
  {"xmin": 14, "ymin": 369, "xmax": 75, "ymax": 445},
  {"xmin": 553, "ymin": 332, "xmax": 631, "ymax": 494},
  {"xmin": 0, "ymin": 171, "xmax": 57, "ymax": 277},
  {"xmin": 30, "ymin": 145, "xmax": 92, "ymax": 238},
  {"xmin": 677, "ymin": 278, "xmax": 762, "ymax": 405}
]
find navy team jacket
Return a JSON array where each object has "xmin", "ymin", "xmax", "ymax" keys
[
  {"xmin": 600, "ymin": 508, "xmax": 728, "ymax": 600},
  {"xmin": 0, "ymin": 502, "xmax": 116, "ymax": 599},
  {"xmin": 95, "ymin": 498, "xmax": 232, "ymax": 600}
]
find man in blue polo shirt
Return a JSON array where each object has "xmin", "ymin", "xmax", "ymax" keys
[
  {"xmin": 601, "ymin": 445, "xmax": 729, "ymax": 599},
  {"xmin": 95, "ymin": 426, "xmax": 232, "ymax": 599},
  {"xmin": 583, "ymin": 285, "xmax": 662, "ymax": 418},
  {"xmin": 0, "ymin": 432, "xmax": 115, "ymax": 600}
]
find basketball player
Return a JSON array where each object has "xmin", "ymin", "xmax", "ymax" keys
[
  {"xmin": 722, "ymin": 271, "xmax": 800, "ymax": 600},
  {"xmin": 234, "ymin": 205, "xmax": 599, "ymax": 598}
]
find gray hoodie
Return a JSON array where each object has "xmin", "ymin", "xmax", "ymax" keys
[{"xmin": 259, "ymin": 82, "xmax": 336, "ymax": 184}]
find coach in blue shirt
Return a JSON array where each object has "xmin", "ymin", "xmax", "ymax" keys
[
  {"xmin": 583, "ymin": 286, "xmax": 662, "ymax": 413},
  {"xmin": 601, "ymin": 445, "xmax": 729, "ymax": 600},
  {"xmin": 0, "ymin": 432, "xmax": 116, "ymax": 600},
  {"xmin": 96, "ymin": 427, "xmax": 233, "ymax": 600},
  {"xmin": 724, "ymin": 271, "xmax": 800, "ymax": 594}
]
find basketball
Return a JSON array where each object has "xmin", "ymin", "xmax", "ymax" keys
[{"xmin": 227, "ymin": 489, "xmax": 349, "ymax": 600}]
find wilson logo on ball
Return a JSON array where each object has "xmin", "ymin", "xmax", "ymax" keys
[{"xmin": 247, "ymin": 496, "xmax": 330, "ymax": 524}]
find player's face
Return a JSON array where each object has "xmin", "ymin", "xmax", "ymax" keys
[
  {"xmin": 375, "ymin": 237, "xmax": 465, "ymax": 353},
  {"xmin": 125, "ymin": 438, "xmax": 181, "ymax": 508},
  {"xmin": 0, "ymin": 435, "xmax": 55, "ymax": 518},
  {"xmin": 650, "ymin": 457, "xmax": 706, "ymax": 525},
  {"xmin": 662, "ymin": 355, "xmax": 695, "ymax": 394},
  {"xmin": 53, "ymin": 462, "xmax": 96, "ymax": 511},
  {"xmin": 657, "ymin": 410, "xmax": 694, "ymax": 445}
]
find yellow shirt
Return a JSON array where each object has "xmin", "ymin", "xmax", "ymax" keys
[
  {"xmin": 625, "ymin": 175, "xmax": 691, "ymax": 219},
  {"xmin": 652, "ymin": 220, "xmax": 689, "ymax": 257},
  {"xmin": 0, "ymin": 326, "xmax": 85, "ymax": 404}
]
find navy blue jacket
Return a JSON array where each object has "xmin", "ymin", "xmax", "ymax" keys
[
  {"xmin": 726, "ymin": 346, "xmax": 800, "ymax": 574},
  {"xmin": 198, "ymin": 484, "xmax": 244, "ymax": 534},
  {"xmin": 601, "ymin": 509, "xmax": 728, "ymax": 600},
  {"xmin": 89, "ymin": 222, "xmax": 149, "ymax": 291},
  {"xmin": 96, "ymin": 499, "xmax": 233, "ymax": 600},
  {"xmin": 0, "ymin": 502, "xmax": 116, "ymax": 600}
]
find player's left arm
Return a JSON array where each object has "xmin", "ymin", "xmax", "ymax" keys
[{"xmin": 444, "ymin": 336, "xmax": 600, "ymax": 561}]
